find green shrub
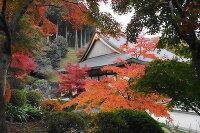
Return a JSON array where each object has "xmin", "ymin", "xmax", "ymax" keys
[
  {"xmin": 6, "ymin": 104, "xmax": 42, "ymax": 122},
  {"xmin": 26, "ymin": 91, "xmax": 43, "ymax": 107},
  {"xmin": 52, "ymin": 36, "xmax": 68, "ymax": 58},
  {"xmin": 93, "ymin": 112, "xmax": 128, "ymax": 133},
  {"xmin": 62, "ymin": 103, "xmax": 77, "ymax": 112},
  {"xmin": 115, "ymin": 109, "xmax": 163, "ymax": 133},
  {"xmin": 92, "ymin": 109, "xmax": 163, "ymax": 133},
  {"xmin": 10, "ymin": 89, "xmax": 26, "ymax": 106},
  {"xmin": 7, "ymin": 76, "xmax": 25, "ymax": 89},
  {"xmin": 46, "ymin": 36, "xmax": 68, "ymax": 68},
  {"xmin": 158, "ymin": 122, "xmax": 166, "ymax": 127},
  {"xmin": 80, "ymin": 113, "xmax": 93, "ymax": 132},
  {"xmin": 23, "ymin": 75, "xmax": 36, "ymax": 85},
  {"xmin": 42, "ymin": 112, "xmax": 84, "ymax": 133}
]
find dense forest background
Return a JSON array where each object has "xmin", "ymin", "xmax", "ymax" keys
[
  {"xmin": 7, "ymin": 7, "xmax": 95, "ymax": 100},
  {"xmin": 47, "ymin": 7, "xmax": 95, "ymax": 49}
]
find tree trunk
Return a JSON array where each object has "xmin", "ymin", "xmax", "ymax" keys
[
  {"xmin": 75, "ymin": 30, "xmax": 78, "ymax": 50},
  {"xmin": 190, "ymin": 41, "xmax": 200, "ymax": 84},
  {"xmin": 65, "ymin": 23, "xmax": 68, "ymax": 43},
  {"xmin": 80, "ymin": 30, "xmax": 83, "ymax": 48},
  {"xmin": 84, "ymin": 29, "xmax": 86, "ymax": 46},
  {"xmin": 56, "ymin": 21, "xmax": 59, "ymax": 39},
  {"xmin": 0, "ymin": 42, "xmax": 11, "ymax": 133},
  {"xmin": 46, "ymin": 36, "xmax": 50, "ymax": 43},
  {"xmin": 0, "ymin": 1, "xmax": 31, "ymax": 132},
  {"xmin": 184, "ymin": 98, "xmax": 200, "ymax": 116}
]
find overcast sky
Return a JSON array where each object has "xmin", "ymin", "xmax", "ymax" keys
[
  {"xmin": 99, "ymin": 2, "xmax": 133, "ymax": 30},
  {"xmin": 99, "ymin": 2, "xmax": 161, "ymax": 37}
]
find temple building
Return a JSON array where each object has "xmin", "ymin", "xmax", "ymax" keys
[{"xmin": 78, "ymin": 32, "xmax": 184, "ymax": 80}]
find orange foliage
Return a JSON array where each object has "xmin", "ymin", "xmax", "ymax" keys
[
  {"xmin": 5, "ymin": 81, "xmax": 11, "ymax": 104},
  {"xmin": 27, "ymin": 5, "xmax": 57, "ymax": 35},
  {"xmin": 28, "ymin": 0, "xmax": 93, "ymax": 33},
  {"xmin": 62, "ymin": 35, "xmax": 172, "ymax": 120},
  {"xmin": 2, "ymin": 0, "xmax": 93, "ymax": 36},
  {"xmin": 63, "ymin": 63, "xmax": 171, "ymax": 120},
  {"xmin": 61, "ymin": 1, "xmax": 93, "ymax": 30},
  {"xmin": 40, "ymin": 99, "xmax": 62, "ymax": 112},
  {"xmin": 119, "ymin": 34, "xmax": 159, "ymax": 60}
]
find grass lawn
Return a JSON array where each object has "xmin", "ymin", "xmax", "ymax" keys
[
  {"xmin": 47, "ymin": 70, "xmax": 59, "ymax": 82},
  {"xmin": 59, "ymin": 47, "xmax": 78, "ymax": 68}
]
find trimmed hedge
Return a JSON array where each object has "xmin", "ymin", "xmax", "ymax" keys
[
  {"xmin": 92, "ymin": 109, "xmax": 163, "ymax": 133},
  {"xmin": 26, "ymin": 91, "xmax": 43, "ymax": 107},
  {"xmin": 115, "ymin": 109, "xmax": 163, "ymax": 133},
  {"xmin": 93, "ymin": 112, "xmax": 128, "ymax": 133},
  {"xmin": 42, "ymin": 112, "xmax": 85, "ymax": 133},
  {"xmin": 10, "ymin": 89, "xmax": 26, "ymax": 106}
]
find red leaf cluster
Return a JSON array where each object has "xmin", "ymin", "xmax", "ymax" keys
[
  {"xmin": 57, "ymin": 63, "xmax": 91, "ymax": 96},
  {"xmin": 11, "ymin": 52, "xmax": 36, "ymax": 70}
]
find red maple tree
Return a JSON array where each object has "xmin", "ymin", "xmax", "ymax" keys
[
  {"xmin": 57, "ymin": 63, "xmax": 91, "ymax": 97},
  {"xmin": 11, "ymin": 52, "xmax": 36, "ymax": 71},
  {"xmin": 9, "ymin": 52, "xmax": 36, "ymax": 79}
]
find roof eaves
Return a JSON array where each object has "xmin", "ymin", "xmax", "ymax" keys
[
  {"xmin": 79, "ymin": 32, "xmax": 123, "ymax": 62},
  {"xmin": 79, "ymin": 32, "xmax": 100, "ymax": 62},
  {"xmin": 126, "ymin": 58, "xmax": 148, "ymax": 64},
  {"xmin": 85, "ymin": 56, "xmax": 148, "ymax": 69}
]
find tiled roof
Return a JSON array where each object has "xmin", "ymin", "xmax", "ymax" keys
[
  {"xmin": 78, "ymin": 33, "xmax": 188, "ymax": 68},
  {"xmin": 79, "ymin": 52, "xmax": 146, "ymax": 69},
  {"xmin": 101, "ymin": 34, "xmax": 188, "ymax": 61}
]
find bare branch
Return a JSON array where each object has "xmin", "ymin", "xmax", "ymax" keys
[
  {"xmin": 188, "ymin": 104, "xmax": 200, "ymax": 116},
  {"xmin": 169, "ymin": 1, "xmax": 189, "ymax": 43},
  {"xmin": 36, "ymin": 4, "xmax": 61, "ymax": 8},
  {"xmin": 171, "ymin": 0, "xmax": 186, "ymax": 18},
  {"xmin": 184, "ymin": 98, "xmax": 200, "ymax": 116},
  {"xmin": 35, "ymin": 1, "xmax": 86, "ymax": 16},
  {"xmin": 183, "ymin": 0, "xmax": 192, "ymax": 7}
]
